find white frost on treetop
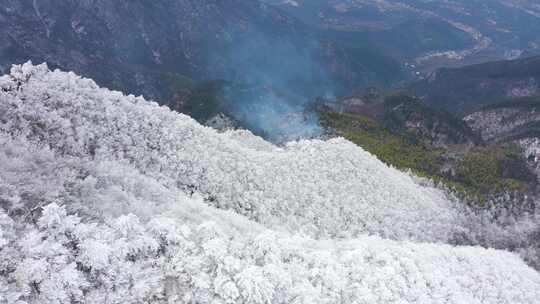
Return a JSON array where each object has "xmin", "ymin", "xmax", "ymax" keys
[{"xmin": 0, "ymin": 62, "xmax": 539, "ymax": 303}]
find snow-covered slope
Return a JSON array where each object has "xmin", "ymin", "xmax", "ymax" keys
[
  {"xmin": 1, "ymin": 63, "xmax": 540, "ymax": 303},
  {"xmin": 0, "ymin": 62, "xmax": 462, "ymax": 242}
]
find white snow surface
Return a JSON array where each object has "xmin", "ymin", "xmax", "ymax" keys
[{"xmin": 0, "ymin": 62, "xmax": 539, "ymax": 303}]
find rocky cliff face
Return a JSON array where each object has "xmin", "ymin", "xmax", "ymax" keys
[
  {"xmin": 383, "ymin": 95, "xmax": 479, "ymax": 148},
  {"xmin": 464, "ymin": 98, "xmax": 540, "ymax": 186},
  {"xmin": 520, "ymin": 138, "xmax": 540, "ymax": 182},
  {"xmin": 326, "ymin": 91, "xmax": 479, "ymax": 148},
  {"xmin": 465, "ymin": 99, "xmax": 540, "ymax": 142}
]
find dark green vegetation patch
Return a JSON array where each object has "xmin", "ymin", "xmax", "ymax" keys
[{"xmin": 319, "ymin": 96, "xmax": 537, "ymax": 205}]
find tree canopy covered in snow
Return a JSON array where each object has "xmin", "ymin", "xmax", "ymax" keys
[{"xmin": 1, "ymin": 62, "xmax": 540, "ymax": 303}]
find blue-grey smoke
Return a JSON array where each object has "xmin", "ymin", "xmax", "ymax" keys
[
  {"xmin": 223, "ymin": 85, "xmax": 323, "ymax": 142},
  {"xmin": 209, "ymin": 28, "xmax": 334, "ymax": 142}
]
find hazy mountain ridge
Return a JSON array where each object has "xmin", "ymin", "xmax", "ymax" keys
[
  {"xmin": 0, "ymin": 0, "xmax": 407, "ymax": 109},
  {"xmin": 0, "ymin": 0, "xmax": 318, "ymax": 99}
]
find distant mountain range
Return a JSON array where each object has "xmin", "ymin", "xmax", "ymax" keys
[
  {"xmin": 267, "ymin": 0, "xmax": 540, "ymax": 71},
  {"xmin": 0, "ymin": 0, "xmax": 408, "ymax": 106},
  {"xmin": 4, "ymin": 0, "xmax": 540, "ymax": 112},
  {"xmin": 0, "ymin": 0, "xmax": 310, "ymax": 100},
  {"xmin": 409, "ymin": 55, "xmax": 540, "ymax": 115}
]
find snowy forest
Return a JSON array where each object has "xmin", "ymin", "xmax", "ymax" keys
[{"xmin": 0, "ymin": 62, "xmax": 539, "ymax": 303}]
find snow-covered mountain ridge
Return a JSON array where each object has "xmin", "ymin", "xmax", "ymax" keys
[
  {"xmin": 1, "ymin": 63, "xmax": 540, "ymax": 303},
  {"xmin": 0, "ymin": 62, "xmax": 461, "ymax": 242}
]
